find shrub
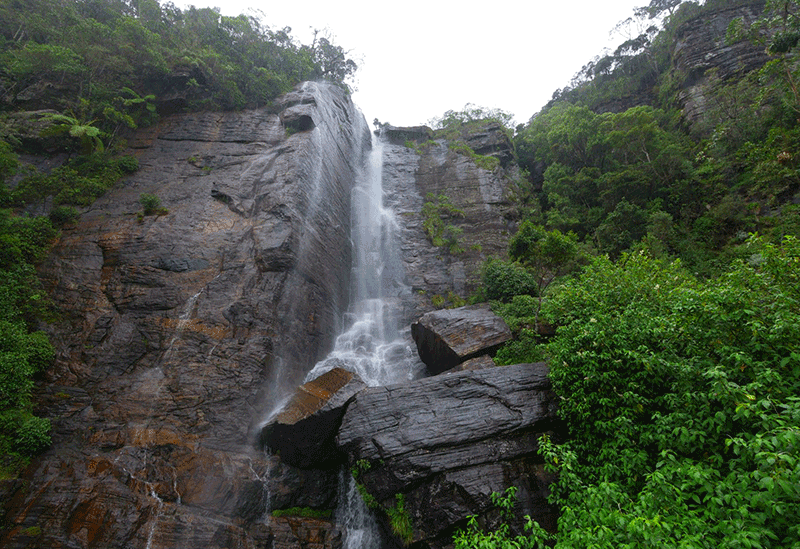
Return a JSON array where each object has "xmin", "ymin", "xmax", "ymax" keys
[
  {"xmin": 482, "ymin": 258, "xmax": 538, "ymax": 302},
  {"xmin": 387, "ymin": 493, "xmax": 413, "ymax": 545},
  {"xmin": 48, "ymin": 206, "xmax": 79, "ymax": 227},
  {"xmin": 139, "ymin": 193, "xmax": 161, "ymax": 216}
]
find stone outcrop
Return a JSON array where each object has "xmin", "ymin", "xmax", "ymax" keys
[
  {"xmin": 672, "ymin": 1, "xmax": 769, "ymax": 124},
  {"xmin": 0, "ymin": 82, "xmax": 369, "ymax": 549},
  {"xmin": 379, "ymin": 122, "xmax": 518, "ymax": 325},
  {"xmin": 336, "ymin": 362, "xmax": 562, "ymax": 548},
  {"xmin": 411, "ymin": 303, "xmax": 512, "ymax": 374},
  {"xmin": 261, "ymin": 368, "xmax": 366, "ymax": 469}
]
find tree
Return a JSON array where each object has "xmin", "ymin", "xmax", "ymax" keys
[
  {"xmin": 508, "ymin": 221, "xmax": 579, "ymax": 325},
  {"xmin": 537, "ymin": 236, "xmax": 800, "ymax": 548}
]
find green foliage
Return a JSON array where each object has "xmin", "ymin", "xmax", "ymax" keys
[
  {"xmin": 421, "ymin": 193, "xmax": 465, "ymax": 254},
  {"xmin": 537, "ymin": 236, "xmax": 800, "ymax": 548},
  {"xmin": 355, "ymin": 481, "xmax": 379, "ymax": 509},
  {"xmin": 481, "ymin": 258, "xmax": 538, "ymax": 302},
  {"xmin": 0, "ymin": 210, "xmax": 55, "ymax": 463},
  {"xmin": 48, "ymin": 206, "xmax": 79, "ymax": 227},
  {"xmin": 0, "ymin": 0, "xmax": 357, "ymax": 119},
  {"xmin": 387, "ymin": 493, "xmax": 413, "ymax": 546},
  {"xmin": 351, "ymin": 458, "xmax": 371, "ymax": 478},
  {"xmin": 10, "ymin": 153, "xmax": 139, "ymax": 208},
  {"xmin": 453, "ymin": 487, "xmax": 552, "ymax": 549},
  {"xmin": 448, "ymin": 140, "xmax": 501, "ymax": 171},
  {"xmin": 139, "ymin": 192, "xmax": 161, "ymax": 216},
  {"xmin": 271, "ymin": 507, "xmax": 333, "ymax": 519},
  {"xmin": 429, "ymin": 103, "xmax": 514, "ymax": 132}
]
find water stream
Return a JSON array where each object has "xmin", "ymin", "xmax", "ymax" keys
[
  {"xmin": 304, "ymin": 134, "xmax": 422, "ymax": 387},
  {"xmin": 304, "ymin": 132, "xmax": 424, "ymax": 547}
]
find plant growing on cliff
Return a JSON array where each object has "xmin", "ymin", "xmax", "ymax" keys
[
  {"xmin": 422, "ymin": 193, "xmax": 465, "ymax": 254},
  {"xmin": 453, "ymin": 487, "xmax": 551, "ymax": 549},
  {"xmin": 0, "ymin": 210, "xmax": 56, "ymax": 469},
  {"xmin": 387, "ymin": 493, "xmax": 413, "ymax": 546}
]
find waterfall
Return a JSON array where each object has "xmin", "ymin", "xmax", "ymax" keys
[
  {"xmin": 304, "ymin": 134, "xmax": 422, "ymax": 387},
  {"xmin": 304, "ymin": 132, "xmax": 424, "ymax": 547}
]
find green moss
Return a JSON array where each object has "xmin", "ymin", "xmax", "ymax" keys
[
  {"xmin": 356, "ymin": 482, "xmax": 379, "ymax": 509},
  {"xmin": 20, "ymin": 526, "xmax": 42, "ymax": 537}
]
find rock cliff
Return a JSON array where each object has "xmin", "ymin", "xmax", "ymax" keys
[
  {"xmin": 380, "ymin": 121, "xmax": 518, "ymax": 321},
  {"xmin": 672, "ymin": 1, "xmax": 769, "ymax": 124},
  {"xmin": 2, "ymin": 80, "xmax": 534, "ymax": 549},
  {"xmin": 1, "ymin": 82, "xmax": 368, "ymax": 549}
]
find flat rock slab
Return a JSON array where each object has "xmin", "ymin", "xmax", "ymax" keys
[
  {"xmin": 261, "ymin": 367, "xmax": 365, "ymax": 469},
  {"xmin": 411, "ymin": 303, "xmax": 512, "ymax": 374}
]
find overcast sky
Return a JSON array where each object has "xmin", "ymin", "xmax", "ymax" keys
[{"xmin": 176, "ymin": 0, "xmax": 645, "ymax": 127}]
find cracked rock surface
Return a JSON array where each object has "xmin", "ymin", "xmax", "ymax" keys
[{"xmin": 336, "ymin": 362, "xmax": 562, "ymax": 548}]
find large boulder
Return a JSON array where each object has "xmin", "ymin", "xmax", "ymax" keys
[
  {"xmin": 336, "ymin": 362, "xmax": 562, "ymax": 548},
  {"xmin": 261, "ymin": 368, "xmax": 366, "ymax": 469},
  {"xmin": 411, "ymin": 303, "xmax": 512, "ymax": 374}
]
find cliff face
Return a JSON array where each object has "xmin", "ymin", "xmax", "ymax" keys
[
  {"xmin": 381, "ymin": 122, "xmax": 517, "ymax": 322},
  {"xmin": 672, "ymin": 1, "xmax": 770, "ymax": 124},
  {"xmin": 1, "ymin": 81, "xmax": 528, "ymax": 549},
  {"xmin": 1, "ymin": 82, "xmax": 368, "ymax": 549}
]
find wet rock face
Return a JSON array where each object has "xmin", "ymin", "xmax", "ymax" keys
[
  {"xmin": 336, "ymin": 362, "xmax": 562, "ymax": 548},
  {"xmin": 673, "ymin": 1, "xmax": 769, "ymax": 124},
  {"xmin": 380, "ymin": 123, "xmax": 518, "ymax": 325},
  {"xmin": 261, "ymin": 368, "xmax": 366, "ymax": 468},
  {"xmin": 1, "ymin": 82, "xmax": 368, "ymax": 549}
]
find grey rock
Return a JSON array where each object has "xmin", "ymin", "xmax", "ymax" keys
[
  {"xmin": 261, "ymin": 368, "xmax": 366, "ymax": 469},
  {"xmin": 411, "ymin": 303, "xmax": 512, "ymax": 374},
  {"xmin": 337, "ymin": 362, "xmax": 561, "ymax": 547}
]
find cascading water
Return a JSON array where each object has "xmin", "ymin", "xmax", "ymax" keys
[
  {"xmin": 304, "ymin": 132, "xmax": 424, "ymax": 547},
  {"xmin": 304, "ymin": 134, "xmax": 422, "ymax": 388}
]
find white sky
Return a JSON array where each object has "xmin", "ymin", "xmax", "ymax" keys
[{"xmin": 176, "ymin": 0, "xmax": 645, "ymax": 127}]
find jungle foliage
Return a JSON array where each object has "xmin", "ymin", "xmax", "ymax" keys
[
  {"xmin": 514, "ymin": 0, "xmax": 800, "ymax": 275},
  {"xmin": 482, "ymin": 1, "xmax": 800, "ymax": 546}
]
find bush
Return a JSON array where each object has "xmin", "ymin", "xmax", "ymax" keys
[
  {"xmin": 48, "ymin": 206, "xmax": 79, "ymax": 227},
  {"xmin": 539, "ymin": 236, "xmax": 800, "ymax": 547},
  {"xmin": 482, "ymin": 258, "xmax": 538, "ymax": 302},
  {"xmin": 139, "ymin": 193, "xmax": 161, "ymax": 215},
  {"xmin": 12, "ymin": 415, "xmax": 51, "ymax": 455}
]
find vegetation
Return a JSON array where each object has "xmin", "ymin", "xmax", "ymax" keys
[
  {"xmin": 387, "ymin": 493, "xmax": 413, "ymax": 546},
  {"xmin": 532, "ymin": 236, "xmax": 800, "ymax": 548},
  {"xmin": 421, "ymin": 192, "xmax": 465, "ymax": 254},
  {"xmin": 0, "ymin": 208, "xmax": 55, "ymax": 474},
  {"xmin": 453, "ymin": 487, "xmax": 551, "ymax": 549},
  {"xmin": 513, "ymin": 0, "xmax": 800, "ymax": 275},
  {"xmin": 477, "ymin": 1, "xmax": 800, "ymax": 546}
]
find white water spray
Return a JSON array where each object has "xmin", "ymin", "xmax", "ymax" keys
[
  {"xmin": 303, "ymin": 132, "xmax": 423, "ymax": 548},
  {"xmin": 304, "ymin": 135, "xmax": 422, "ymax": 387}
]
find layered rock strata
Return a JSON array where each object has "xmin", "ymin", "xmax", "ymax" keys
[
  {"xmin": 337, "ymin": 362, "xmax": 561, "ymax": 548},
  {"xmin": 1, "ymin": 82, "xmax": 368, "ymax": 549},
  {"xmin": 673, "ymin": 1, "xmax": 770, "ymax": 123},
  {"xmin": 411, "ymin": 303, "xmax": 512, "ymax": 374}
]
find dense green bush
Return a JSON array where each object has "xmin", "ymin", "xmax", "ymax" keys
[
  {"xmin": 529, "ymin": 236, "xmax": 800, "ymax": 548},
  {"xmin": 0, "ymin": 211, "xmax": 56, "ymax": 469},
  {"xmin": 421, "ymin": 193, "xmax": 465, "ymax": 254},
  {"xmin": 481, "ymin": 258, "xmax": 538, "ymax": 302}
]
